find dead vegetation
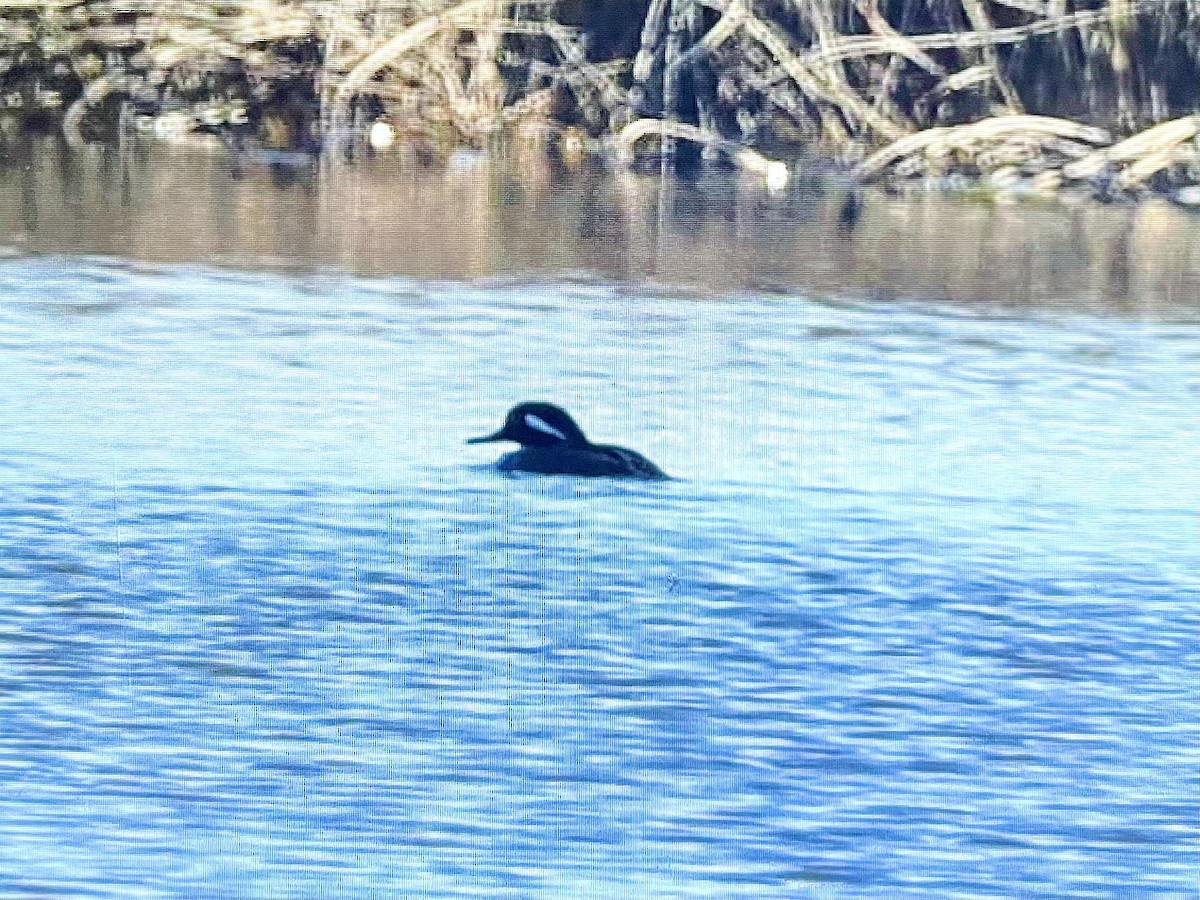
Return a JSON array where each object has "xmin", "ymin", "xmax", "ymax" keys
[{"xmin": 1, "ymin": 0, "xmax": 1198, "ymax": 195}]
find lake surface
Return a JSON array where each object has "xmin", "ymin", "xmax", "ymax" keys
[{"xmin": 0, "ymin": 139, "xmax": 1198, "ymax": 899}]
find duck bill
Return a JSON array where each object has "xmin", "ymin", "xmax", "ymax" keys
[{"xmin": 466, "ymin": 430, "xmax": 506, "ymax": 444}]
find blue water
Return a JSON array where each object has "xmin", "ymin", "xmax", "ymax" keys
[{"xmin": 0, "ymin": 256, "xmax": 1196, "ymax": 899}]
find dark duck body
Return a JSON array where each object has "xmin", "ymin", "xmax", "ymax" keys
[{"xmin": 468, "ymin": 403, "xmax": 668, "ymax": 480}]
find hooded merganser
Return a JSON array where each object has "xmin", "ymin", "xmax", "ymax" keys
[{"xmin": 468, "ymin": 402, "xmax": 669, "ymax": 479}]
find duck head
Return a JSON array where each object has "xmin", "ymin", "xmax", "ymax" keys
[{"xmin": 467, "ymin": 402, "xmax": 589, "ymax": 448}]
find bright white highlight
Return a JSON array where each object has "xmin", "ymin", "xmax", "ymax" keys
[
  {"xmin": 765, "ymin": 161, "xmax": 789, "ymax": 192},
  {"xmin": 368, "ymin": 120, "xmax": 395, "ymax": 150},
  {"xmin": 525, "ymin": 414, "xmax": 567, "ymax": 440}
]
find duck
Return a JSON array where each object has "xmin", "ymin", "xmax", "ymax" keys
[{"xmin": 468, "ymin": 402, "xmax": 668, "ymax": 479}]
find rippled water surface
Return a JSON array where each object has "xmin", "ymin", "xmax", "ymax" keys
[{"xmin": 0, "ymin": 246, "xmax": 1197, "ymax": 898}]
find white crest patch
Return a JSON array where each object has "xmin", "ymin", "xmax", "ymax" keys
[{"xmin": 524, "ymin": 413, "xmax": 568, "ymax": 441}]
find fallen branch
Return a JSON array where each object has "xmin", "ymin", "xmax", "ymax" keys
[
  {"xmin": 740, "ymin": 15, "xmax": 910, "ymax": 142},
  {"xmin": 857, "ymin": 114, "xmax": 1112, "ymax": 178},
  {"xmin": 615, "ymin": 117, "xmax": 789, "ymax": 183},
  {"xmin": 327, "ymin": 0, "xmax": 505, "ymax": 126},
  {"xmin": 1062, "ymin": 115, "xmax": 1200, "ymax": 180},
  {"xmin": 958, "ymin": 0, "xmax": 1024, "ymax": 112},
  {"xmin": 850, "ymin": 0, "xmax": 945, "ymax": 75},
  {"xmin": 807, "ymin": 0, "xmax": 1186, "ymax": 66}
]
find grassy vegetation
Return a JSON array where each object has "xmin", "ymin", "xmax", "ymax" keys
[{"xmin": 1, "ymin": 1, "xmax": 1198, "ymax": 194}]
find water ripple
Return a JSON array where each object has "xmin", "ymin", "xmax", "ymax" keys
[{"xmin": 0, "ymin": 258, "xmax": 1196, "ymax": 898}]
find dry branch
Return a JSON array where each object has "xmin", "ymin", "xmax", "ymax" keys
[
  {"xmin": 858, "ymin": 115, "xmax": 1113, "ymax": 178},
  {"xmin": 2, "ymin": 0, "xmax": 1198, "ymax": 194},
  {"xmin": 849, "ymin": 0, "xmax": 945, "ymax": 75},
  {"xmin": 1061, "ymin": 115, "xmax": 1200, "ymax": 182},
  {"xmin": 326, "ymin": 0, "xmax": 504, "ymax": 124},
  {"xmin": 807, "ymin": 0, "xmax": 1187, "ymax": 66},
  {"xmin": 616, "ymin": 116, "xmax": 787, "ymax": 179},
  {"xmin": 740, "ymin": 15, "xmax": 910, "ymax": 142}
]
